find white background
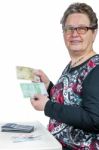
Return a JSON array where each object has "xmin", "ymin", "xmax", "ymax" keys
[{"xmin": 0, "ymin": 0, "xmax": 98, "ymax": 126}]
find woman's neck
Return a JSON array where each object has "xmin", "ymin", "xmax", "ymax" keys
[{"xmin": 70, "ymin": 50, "xmax": 96, "ymax": 68}]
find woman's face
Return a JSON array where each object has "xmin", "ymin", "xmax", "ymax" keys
[{"xmin": 63, "ymin": 13, "xmax": 97, "ymax": 56}]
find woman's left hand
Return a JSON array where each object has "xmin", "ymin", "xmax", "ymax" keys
[{"xmin": 30, "ymin": 94, "xmax": 49, "ymax": 111}]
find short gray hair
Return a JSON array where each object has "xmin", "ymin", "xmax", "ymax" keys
[{"xmin": 60, "ymin": 2, "xmax": 98, "ymax": 30}]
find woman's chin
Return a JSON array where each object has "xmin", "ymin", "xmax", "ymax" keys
[{"xmin": 70, "ymin": 49, "xmax": 84, "ymax": 55}]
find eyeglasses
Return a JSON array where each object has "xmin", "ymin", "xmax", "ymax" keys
[{"xmin": 63, "ymin": 25, "xmax": 97, "ymax": 35}]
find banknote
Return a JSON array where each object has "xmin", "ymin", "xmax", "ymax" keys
[
  {"xmin": 16, "ymin": 66, "xmax": 40, "ymax": 82},
  {"xmin": 20, "ymin": 82, "xmax": 48, "ymax": 98}
]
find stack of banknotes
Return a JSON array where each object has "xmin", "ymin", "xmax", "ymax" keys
[
  {"xmin": 16, "ymin": 66, "xmax": 40, "ymax": 82},
  {"xmin": 16, "ymin": 66, "xmax": 48, "ymax": 98}
]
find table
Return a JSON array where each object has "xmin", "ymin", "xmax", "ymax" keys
[{"xmin": 0, "ymin": 121, "xmax": 62, "ymax": 150}]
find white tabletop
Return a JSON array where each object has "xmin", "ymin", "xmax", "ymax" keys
[{"xmin": 0, "ymin": 121, "xmax": 62, "ymax": 150}]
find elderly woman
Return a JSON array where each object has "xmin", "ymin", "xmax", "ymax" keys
[{"xmin": 30, "ymin": 3, "xmax": 99, "ymax": 150}]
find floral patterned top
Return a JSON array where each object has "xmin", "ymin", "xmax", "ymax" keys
[{"xmin": 44, "ymin": 55, "xmax": 99, "ymax": 149}]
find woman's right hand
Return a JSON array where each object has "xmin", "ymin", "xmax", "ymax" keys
[{"xmin": 34, "ymin": 69, "xmax": 50, "ymax": 89}]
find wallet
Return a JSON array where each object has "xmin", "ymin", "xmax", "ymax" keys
[{"xmin": 1, "ymin": 123, "xmax": 34, "ymax": 133}]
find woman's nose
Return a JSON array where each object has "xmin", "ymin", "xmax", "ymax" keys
[{"xmin": 71, "ymin": 29, "xmax": 79, "ymax": 36}]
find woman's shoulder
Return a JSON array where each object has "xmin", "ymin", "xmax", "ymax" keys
[
  {"xmin": 80, "ymin": 54, "xmax": 99, "ymax": 82},
  {"xmin": 86, "ymin": 54, "xmax": 99, "ymax": 69},
  {"xmin": 90, "ymin": 54, "xmax": 99, "ymax": 65}
]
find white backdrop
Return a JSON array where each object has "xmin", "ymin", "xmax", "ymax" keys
[{"xmin": 0, "ymin": 0, "xmax": 98, "ymax": 126}]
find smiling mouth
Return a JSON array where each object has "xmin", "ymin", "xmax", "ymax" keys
[{"xmin": 70, "ymin": 40, "xmax": 82, "ymax": 44}]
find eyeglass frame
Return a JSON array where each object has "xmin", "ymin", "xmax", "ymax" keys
[{"xmin": 63, "ymin": 25, "xmax": 97, "ymax": 35}]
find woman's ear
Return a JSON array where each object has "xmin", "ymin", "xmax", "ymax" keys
[{"xmin": 93, "ymin": 29, "xmax": 98, "ymax": 42}]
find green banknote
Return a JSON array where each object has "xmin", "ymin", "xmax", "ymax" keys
[
  {"xmin": 20, "ymin": 82, "xmax": 48, "ymax": 98},
  {"xmin": 16, "ymin": 66, "xmax": 40, "ymax": 82}
]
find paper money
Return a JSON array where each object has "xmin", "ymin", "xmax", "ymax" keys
[
  {"xmin": 20, "ymin": 82, "xmax": 48, "ymax": 98},
  {"xmin": 16, "ymin": 66, "xmax": 40, "ymax": 82}
]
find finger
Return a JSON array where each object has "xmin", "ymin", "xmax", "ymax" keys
[
  {"xmin": 34, "ymin": 97, "xmax": 38, "ymax": 101},
  {"xmin": 33, "ymin": 95, "xmax": 39, "ymax": 100},
  {"xmin": 33, "ymin": 69, "xmax": 41, "ymax": 76},
  {"xmin": 30, "ymin": 96, "xmax": 38, "ymax": 101}
]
